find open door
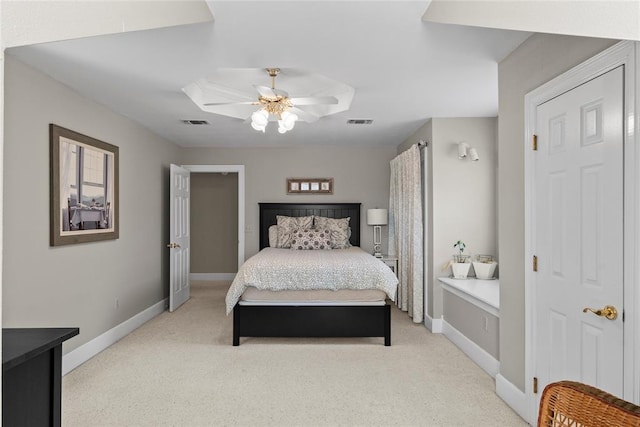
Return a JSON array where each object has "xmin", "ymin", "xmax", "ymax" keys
[{"xmin": 168, "ymin": 164, "xmax": 190, "ymax": 311}]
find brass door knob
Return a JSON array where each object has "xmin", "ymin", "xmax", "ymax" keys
[
  {"xmin": 582, "ymin": 305, "xmax": 618, "ymax": 320},
  {"xmin": 166, "ymin": 242, "xmax": 181, "ymax": 249}
]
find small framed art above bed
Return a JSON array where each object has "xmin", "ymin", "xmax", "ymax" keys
[{"xmin": 227, "ymin": 202, "xmax": 398, "ymax": 346}]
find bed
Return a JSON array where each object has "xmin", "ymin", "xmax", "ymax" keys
[{"xmin": 228, "ymin": 202, "xmax": 397, "ymax": 346}]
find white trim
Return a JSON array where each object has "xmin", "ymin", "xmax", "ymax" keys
[
  {"xmin": 442, "ymin": 319, "xmax": 499, "ymax": 378},
  {"xmin": 62, "ymin": 298, "xmax": 167, "ymax": 376},
  {"xmin": 189, "ymin": 273, "xmax": 235, "ymax": 281},
  {"xmin": 424, "ymin": 313, "xmax": 443, "ymax": 333},
  {"xmin": 182, "ymin": 164, "xmax": 245, "ymax": 269},
  {"xmin": 496, "ymin": 374, "xmax": 529, "ymax": 423},
  {"xmin": 634, "ymin": 40, "xmax": 640, "ymax": 406},
  {"xmin": 524, "ymin": 40, "xmax": 639, "ymax": 424},
  {"xmin": 422, "ymin": 147, "xmax": 430, "ymax": 334}
]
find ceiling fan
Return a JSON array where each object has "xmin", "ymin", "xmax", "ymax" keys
[{"xmin": 182, "ymin": 68, "xmax": 355, "ymax": 134}]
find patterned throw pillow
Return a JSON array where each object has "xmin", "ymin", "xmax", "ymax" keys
[
  {"xmin": 290, "ymin": 229, "xmax": 332, "ymax": 250},
  {"xmin": 268, "ymin": 225, "xmax": 278, "ymax": 247},
  {"xmin": 276, "ymin": 226, "xmax": 293, "ymax": 248},
  {"xmin": 314, "ymin": 216, "xmax": 351, "ymax": 249},
  {"xmin": 276, "ymin": 215, "xmax": 314, "ymax": 231}
]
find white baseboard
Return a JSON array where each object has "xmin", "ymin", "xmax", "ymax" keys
[
  {"xmin": 62, "ymin": 298, "xmax": 168, "ymax": 376},
  {"xmin": 442, "ymin": 319, "xmax": 500, "ymax": 378},
  {"xmin": 496, "ymin": 373, "xmax": 530, "ymax": 423},
  {"xmin": 189, "ymin": 273, "xmax": 235, "ymax": 281},
  {"xmin": 424, "ymin": 313, "xmax": 443, "ymax": 333}
]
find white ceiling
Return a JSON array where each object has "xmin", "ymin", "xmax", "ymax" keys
[
  {"xmin": 424, "ymin": 0, "xmax": 640, "ymax": 41},
  {"xmin": 6, "ymin": 1, "xmax": 531, "ymax": 148}
]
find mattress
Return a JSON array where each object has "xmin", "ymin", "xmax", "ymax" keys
[
  {"xmin": 225, "ymin": 246, "xmax": 398, "ymax": 313},
  {"xmin": 239, "ymin": 287, "xmax": 388, "ymax": 306}
]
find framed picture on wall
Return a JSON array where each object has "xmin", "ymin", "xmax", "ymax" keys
[
  {"xmin": 50, "ymin": 124, "xmax": 119, "ymax": 246},
  {"xmin": 286, "ymin": 178, "xmax": 333, "ymax": 194}
]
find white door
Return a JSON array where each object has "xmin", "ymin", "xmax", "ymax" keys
[
  {"xmin": 534, "ymin": 67, "xmax": 624, "ymax": 404},
  {"xmin": 169, "ymin": 164, "xmax": 190, "ymax": 312}
]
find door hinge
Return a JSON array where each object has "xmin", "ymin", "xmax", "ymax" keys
[
  {"xmin": 533, "ymin": 377, "xmax": 538, "ymax": 394},
  {"xmin": 532, "ymin": 134, "xmax": 538, "ymax": 151},
  {"xmin": 533, "ymin": 255, "xmax": 538, "ymax": 272}
]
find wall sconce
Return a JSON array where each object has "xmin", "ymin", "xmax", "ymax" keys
[
  {"xmin": 367, "ymin": 208, "xmax": 388, "ymax": 258},
  {"xmin": 469, "ymin": 147, "xmax": 479, "ymax": 161},
  {"xmin": 458, "ymin": 142, "xmax": 469, "ymax": 159},
  {"xmin": 458, "ymin": 142, "xmax": 479, "ymax": 162}
]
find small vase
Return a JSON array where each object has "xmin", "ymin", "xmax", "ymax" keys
[
  {"xmin": 472, "ymin": 262, "xmax": 497, "ymax": 280},
  {"xmin": 452, "ymin": 262, "xmax": 471, "ymax": 279}
]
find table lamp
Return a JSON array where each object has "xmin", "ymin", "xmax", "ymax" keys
[{"xmin": 367, "ymin": 208, "xmax": 388, "ymax": 258}]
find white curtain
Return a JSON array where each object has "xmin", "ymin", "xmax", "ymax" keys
[{"xmin": 388, "ymin": 144, "xmax": 423, "ymax": 323}]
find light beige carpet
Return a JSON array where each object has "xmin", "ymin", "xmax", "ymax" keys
[{"xmin": 62, "ymin": 281, "xmax": 526, "ymax": 426}]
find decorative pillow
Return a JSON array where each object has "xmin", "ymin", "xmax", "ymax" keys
[
  {"xmin": 290, "ymin": 229, "xmax": 332, "ymax": 250},
  {"xmin": 276, "ymin": 226, "xmax": 293, "ymax": 248},
  {"xmin": 276, "ymin": 215, "xmax": 313, "ymax": 232},
  {"xmin": 268, "ymin": 225, "xmax": 278, "ymax": 247},
  {"xmin": 314, "ymin": 216, "xmax": 351, "ymax": 249}
]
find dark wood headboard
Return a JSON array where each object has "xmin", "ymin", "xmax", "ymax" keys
[{"xmin": 259, "ymin": 203, "xmax": 361, "ymax": 250}]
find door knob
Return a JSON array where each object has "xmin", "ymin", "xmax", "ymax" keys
[
  {"xmin": 166, "ymin": 242, "xmax": 181, "ymax": 249},
  {"xmin": 582, "ymin": 305, "xmax": 618, "ymax": 320}
]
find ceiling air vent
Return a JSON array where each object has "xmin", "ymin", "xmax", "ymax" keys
[
  {"xmin": 181, "ymin": 119, "xmax": 210, "ymax": 125},
  {"xmin": 347, "ymin": 119, "xmax": 373, "ymax": 125}
]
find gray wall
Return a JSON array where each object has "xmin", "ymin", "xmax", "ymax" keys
[
  {"xmin": 182, "ymin": 147, "xmax": 397, "ymax": 258},
  {"xmin": 497, "ymin": 34, "xmax": 617, "ymax": 391},
  {"xmin": 400, "ymin": 118, "xmax": 497, "ymax": 320},
  {"xmin": 2, "ymin": 55, "xmax": 181, "ymax": 352},
  {"xmin": 443, "ymin": 291, "xmax": 499, "ymax": 359},
  {"xmin": 190, "ymin": 172, "xmax": 238, "ymax": 273}
]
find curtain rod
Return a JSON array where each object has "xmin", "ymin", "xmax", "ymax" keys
[{"xmin": 416, "ymin": 140, "xmax": 428, "ymax": 147}]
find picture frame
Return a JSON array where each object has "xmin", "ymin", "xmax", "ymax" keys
[
  {"xmin": 50, "ymin": 124, "xmax": 119, "ymax": 246},
  {"xmin": 287, "ymin": 178, "xmax": 333, "ymax": 194}
]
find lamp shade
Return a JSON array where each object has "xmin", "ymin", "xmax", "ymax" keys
[{"xmin": 367, "ymin": 209, "xmax": 388, "ymax": 226}]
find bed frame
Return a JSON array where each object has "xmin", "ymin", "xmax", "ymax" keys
[{"xmin": 232, "ymin": 202, "xmax": 391, "ymax": 346}]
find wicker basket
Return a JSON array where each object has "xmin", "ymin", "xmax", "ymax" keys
[{"xmin": 538, "ymin": 381, "xmax": 640, "ymax": 427}]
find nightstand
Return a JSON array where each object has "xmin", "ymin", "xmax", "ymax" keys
[{"xmin": 380, "ymin": 255, "xmax": 398, "ymax": 277}]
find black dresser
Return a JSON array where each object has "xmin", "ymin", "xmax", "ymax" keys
[{"xmin": 3, "ymin": 328, "xmax": 79, "ymax": 426}]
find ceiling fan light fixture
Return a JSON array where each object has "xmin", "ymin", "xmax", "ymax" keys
[
  {"xmin": 251, "ymin": 109, "xmax": 269, "ymax": 132},
  {"xmin": 281, "ymin": 111, "xmax": 298, "ymax": 129},
  {"xmin": 183, "ymin": 67, "xmax": 355, "ymax": 135},
  {"xmin": 251, "ymin": 121, "xmax": 266, "ymax": 133},
  {"xmin": 251, "ymin": 109, "xmax": 269, "ymax": 126}
]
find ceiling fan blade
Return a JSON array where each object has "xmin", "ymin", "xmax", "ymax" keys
[
  {"xmin": 203, "ymin": 101, "xmax": 257, "ymax": 106},
  {"xmin": 255, "ymin": 85, "xmax": 277, "ymax": 98},
  {"xmin": 289, "ymin": 107, "xmax": 320, "ymax": 123},
  {"xmin": 273, "ymin": 88, "xmax": 289, "ymax": 97},
  {"xmin": 290, "ymin": 96, "xmax": 339, "ymax": 106},
  {"xmin": 202, "ymin": 82, "xmax": 256, "ymax": 101}
]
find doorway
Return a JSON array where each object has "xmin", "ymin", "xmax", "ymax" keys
[
  {"xmin": 191, "ymin": 172, "xmax": 238, "ymax": 280},
  {"xmin": 183, "ymin": 165, "xmax": 245, "ymax": 280}
]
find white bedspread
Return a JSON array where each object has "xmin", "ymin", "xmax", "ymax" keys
[{"xmin": 225, "ymin": 247, "xmax": 398, "ymax": 314}]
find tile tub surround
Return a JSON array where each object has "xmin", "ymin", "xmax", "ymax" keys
[{"xmin": 438, "ymin": 277, "xmax": 499, "ymax": 316}]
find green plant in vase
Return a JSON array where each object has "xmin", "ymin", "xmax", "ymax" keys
[
  {"xmin": 453, "ymin": 240, "xmax": 470, "ymax": 263},
  {"xmin": 452, "ymin": 240, "xmax": 471, "ymax": 278}
]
